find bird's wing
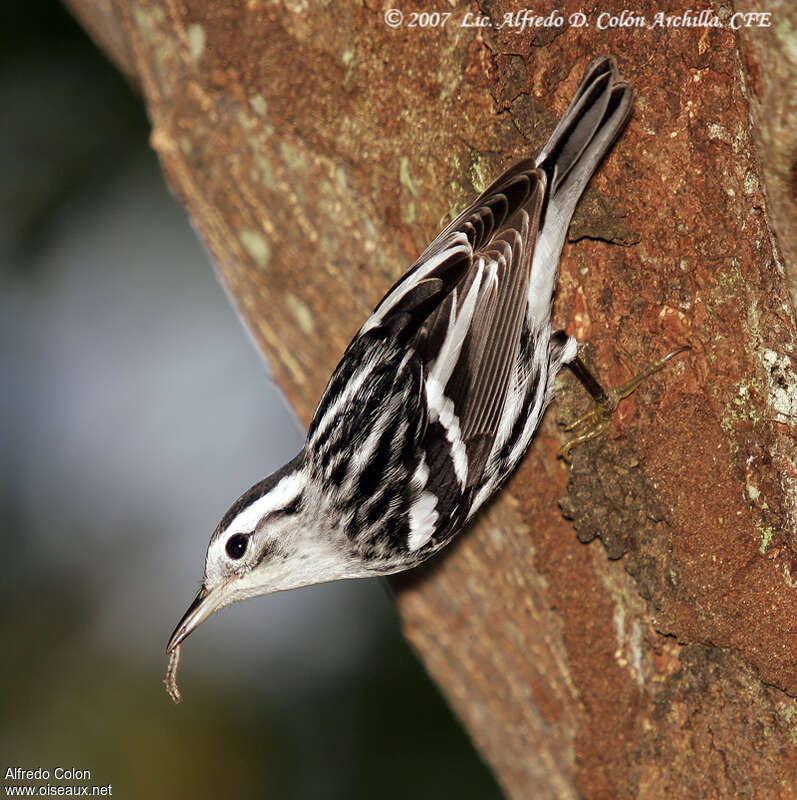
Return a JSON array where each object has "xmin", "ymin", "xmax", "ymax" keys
[{"xmin": 362, "ymin": 162, "xmax": 546, "ymax": 495}]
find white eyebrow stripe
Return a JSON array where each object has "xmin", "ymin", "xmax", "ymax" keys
[{"xmin": 225, "ymin": 471, "xmax": 308, "ymax": 534}]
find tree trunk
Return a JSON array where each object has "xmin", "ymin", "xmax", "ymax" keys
[{"xmin": 67, "ymin": 0, "xmax": 797, "ymax": 795}]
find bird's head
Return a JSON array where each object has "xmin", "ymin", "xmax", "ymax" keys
[{"xmin": 166, "ymin": 452, "xmax": 355, "ymax": 654}]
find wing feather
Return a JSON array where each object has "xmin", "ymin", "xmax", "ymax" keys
[{"xmin": 356, "ymin": 164, "xmax": 547, "ymax": 495}]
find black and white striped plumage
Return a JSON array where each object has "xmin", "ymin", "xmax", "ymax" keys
[{"xmin": 168, "ymin": 57, "xmax": 633, "ymax": 652}]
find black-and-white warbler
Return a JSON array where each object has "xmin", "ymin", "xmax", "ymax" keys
[{"xmin": 165, "ymin": 57, "xmax": 684, "ymax": 701}]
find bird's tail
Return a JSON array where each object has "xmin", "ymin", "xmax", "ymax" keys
[{"xmin": 527, "ymin": 57, "xmax": 632, "ymax": 322}]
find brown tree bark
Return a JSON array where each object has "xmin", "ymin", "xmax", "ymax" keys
[{"xmin": 66, "ymin": 1, "xmax": 797, "ymax": 796}]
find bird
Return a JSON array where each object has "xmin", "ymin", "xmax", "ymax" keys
[{"xmin": 165, "ymin": 56, "xmax": 684, "ymax": 701}]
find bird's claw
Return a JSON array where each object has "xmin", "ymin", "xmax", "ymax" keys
[{"xmin": 559, "ymin": 345, "xmax": 690, "ymax": 461}]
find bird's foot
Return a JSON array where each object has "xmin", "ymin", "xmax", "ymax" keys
[{"xmin": 559, "ymin": 345, "xmax": 690, "ymax": 462}]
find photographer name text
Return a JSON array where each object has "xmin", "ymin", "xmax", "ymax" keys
[
  {"xmin": 383, "ymin": 8, "xmax": 772, "ymax": 31},
  {"xmin": 4, "ymin": 767, "xmax": 112, "ymax": 796}
]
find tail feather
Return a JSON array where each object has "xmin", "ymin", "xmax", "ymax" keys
[{"xmin": 527, "ymin": 57, "xmax": 632, "ymax": 324}]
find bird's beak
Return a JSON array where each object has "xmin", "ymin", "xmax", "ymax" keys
[{"xmin": 167, "ymin": 585, "xmax": 223, "ymax": 653}]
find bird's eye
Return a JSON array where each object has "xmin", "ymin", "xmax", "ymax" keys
[{"xmin": 225, "ymin": 533, "xmax": 249, "ymax": 560}]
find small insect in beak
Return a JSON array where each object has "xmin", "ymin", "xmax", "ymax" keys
[{"xmin": 164, "ymin": 585, "xmax": 221, "ymax": 704}]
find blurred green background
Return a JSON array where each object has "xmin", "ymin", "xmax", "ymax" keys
[{"xmin": 0, "ymin": 3, "xmax": 501, "ymax": 797}]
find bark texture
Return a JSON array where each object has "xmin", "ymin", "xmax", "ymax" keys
[{"xmin": 67, "ymin": 1, "xmax": 797, "ymax": 796}]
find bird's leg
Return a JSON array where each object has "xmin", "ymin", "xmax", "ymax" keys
[{"xmin": 559, "ymin": 345, "xmax": 689, "ymax": 462}]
